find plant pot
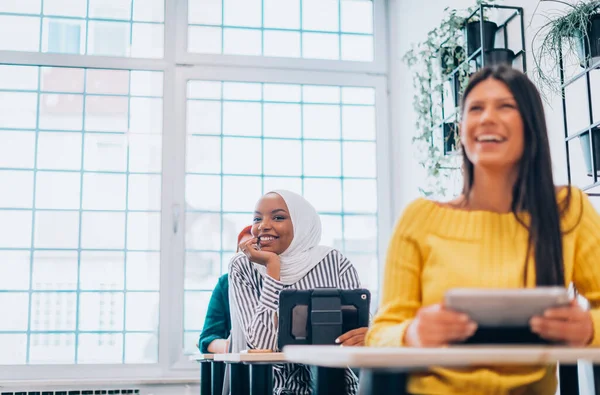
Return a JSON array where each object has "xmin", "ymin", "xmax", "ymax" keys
[
  {"xmin": 443, "ymin": 122, "xmax": 458, "ymax": 155},
  {"xmin": 440, "ymin": 46, "xmax": 465, "ymax": 73},
  {"xmin": 464, "ymin": 20, "xmax": 498, "ymax": 57},
  {"xmin": 485, "ymin": 48, "xmax": 516, "ymax": 66},
  {"xmin": 579, "ymin": 126, "xmax": 600, "ymax": 177},
  {"xmin": 574, "ymin": 13, "xmax": 600, "ymax": 67}
]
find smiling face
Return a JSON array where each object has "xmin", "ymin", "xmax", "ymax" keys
[
  {"xmin": 252, "ymin": 193, "xmax": 294, "ymax": 255},
  {"xmin": 460, "ymin": 78, "xmax": 525, "ymax": 171}
]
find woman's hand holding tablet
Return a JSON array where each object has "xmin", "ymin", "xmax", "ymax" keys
[
  {"xmin": 404, "ymin": 303, "xmax": 478, "ymax": 347},
  {"xmin": 530, "ymin": 299, "xmax": 594, "ymax": 346}
]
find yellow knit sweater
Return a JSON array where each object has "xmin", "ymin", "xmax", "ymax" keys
[{"xmin": 366, "ymin": 187, "xmax": 600, "ymax": 395}]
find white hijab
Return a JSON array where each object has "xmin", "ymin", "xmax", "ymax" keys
[{"xmin": 228, "ymin": 189, "xmax": 333, "ymax": 355}]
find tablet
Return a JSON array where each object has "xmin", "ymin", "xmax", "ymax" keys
[
  {"xmin": 277, "ymin": 288, "xmax": 370, "ymax": 349},
  {"xmin": 444, "ymin": 287, "xmax": 570, "ymax": 327}
]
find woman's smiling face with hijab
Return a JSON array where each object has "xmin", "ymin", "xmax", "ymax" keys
[{"xmin": 252, "ymin": 193, "xmax": 294, "ymax": 254}]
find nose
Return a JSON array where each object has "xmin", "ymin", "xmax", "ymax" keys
[
  {"xmin": 258, "ymin": 217, "xmax": 272, "ymax": 231},
  {"xmin": 479, "ymin": 105, "xmax": 496, "ymax": 124}
]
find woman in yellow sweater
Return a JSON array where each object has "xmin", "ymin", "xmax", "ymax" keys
[{"xmin": 366, "ymin": 64, "xmax": 600, "ymax": 395}]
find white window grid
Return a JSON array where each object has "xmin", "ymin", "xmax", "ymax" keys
[{"xmin": 0, "ymin": 0, "xmax": 391, "ymax": 383}]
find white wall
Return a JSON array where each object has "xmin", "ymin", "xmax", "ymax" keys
[{"xmin": 387, "ymin": 0, "xmax": 596, "ymax": 218}]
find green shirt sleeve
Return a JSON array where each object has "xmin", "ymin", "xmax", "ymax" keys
[{"xmin": 198, "ymin": 274, "xmax": 231, "ymax": 353}]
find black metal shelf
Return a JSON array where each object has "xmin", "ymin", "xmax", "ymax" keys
[
  {"xmin": 560, "ymin": 30, "xmax": 600, "ymax": 192},
  {"xmin": 438, "ymin": 3, "xmax": 527, "ymax": 155}
]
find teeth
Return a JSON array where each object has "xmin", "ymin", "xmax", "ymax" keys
[
  {"xmin": 476, "ymin": 134, "xmax": 504, "ymax": 142},
  {"xmin": 260, "ymin": 236, "xmax": 276, "ymax": 241}
]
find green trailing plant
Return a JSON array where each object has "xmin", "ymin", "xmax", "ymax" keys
[
  {"xmin": 403, "ymin": 1, "xmax": 497, "ymax": 197},
  {"xmin": 532, "ymin": 0, "xmax": 600, "ymax": 98}
]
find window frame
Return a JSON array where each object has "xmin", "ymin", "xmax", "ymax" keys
[{"xmin": 0, "ymin": 0, "xmax": 392, "ymax": 382}]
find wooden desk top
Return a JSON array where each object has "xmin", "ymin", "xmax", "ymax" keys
[
  {"xmin": 189, "ymin": 353, "xmax": 215, "ymax": 362},
  {"xmin": 214, "ymin": 352, "xmax": 287, "ymax": 363},
  {"xmin": 283, "ymin": 345, "xmax": 600, "ymax": 369}
]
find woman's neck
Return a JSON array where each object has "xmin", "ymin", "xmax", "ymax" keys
[{"xmin": 465, "ymin": 166, "xmax": 518, "ymax": 213}]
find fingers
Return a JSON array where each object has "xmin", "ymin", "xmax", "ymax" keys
[
  {"xmin": 239, "ymin": 238, "xmax": 259, "ymax": 258},
  {"xmin": 341, "ymin": 334, "xmax": 365, "ymax": 347},
  {"xmin": 336, "ymin": 327, "xmax": 368, "ymax": 344},
  {"xmin": 530, "ymin": 310, "xmax": 593, "ymax": 346}
]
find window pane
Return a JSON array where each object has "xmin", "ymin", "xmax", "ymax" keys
[
  {"xmin": 126, "ymin": 252, "xmax": 160, "ymax": 291},
  {"xmin": 185, "ymin": 252, "xmax": 221, "ymax": 290},
  {"xmin": 187, "ymin": 136, "xmax": 221, "ymax": 174},
  {"xmin": 343, "ymin": 179, "xmax": 377, "ymax": 213},
  {"xmin": 189, "ymin": 0, "xmax": 222, "ymax": 24},
  {"xmin": 302, "ymin": 32, "xmax": 339, "ymax": 60},
  {"xmin": 29, "ymin": 334, "xmax": 75, "ymax": 364},
  {"xmin": 0, "ymin": 0, "xmax": 41, "ymax": 14},
  {"xmin": 222, "ymin": 176, "xmax": 262, "ymax": 211},
  {"xmin": 304, "ymin": 178, "xmax": 342, "ymax": 212},
  {"xmin": 125, "ymin": 333, "xmax": 158, "ymax": 363},
  {"xmin": 128, "ymin": 174, "xmax": 162, "ymax": 211},
  {"xmin": 0, "ymin": 334, "xmax": 27, "ymax": 365},
  {"xmin": 0, "ymin": 211, "xmax": 32, "ymax": 249},
  {"xmin": 32, "ymin": 251, "xmax": 78, "ymax": 290},
  {"xmin": 82, "ymin": 173, "xmax": 127, "ymax": 210},
  {"xmin": 30, "ymin": 292, "xmax": 77, "ymax": 331},
  {"xmin": 0, "ymin": 251, "xmax": 30, "ymax": 291},
  {"xmin": 0, "ymin": 65, "xmax": 39, "ymax": 91},
  {"xmin": 263, "ymin": 103, "xmax": 301, "ymax": 138},
  {"xmin": 263, "ymin": 139, "xmax": 302, "ymax": 176},
  {"xmin": 223, "ymin": 138, "xmax": 262, "ymax": 174},
  {"xmin": 344, "ymin": 215, "xmax": 377, "ymax": 252},
  {"xmin": 80, "ymin": 251, "xmax": 125, "ymax": 291},
  {"xmin": 343, "ymin": 141, "xmax": 376, "ymax": 177},
  {"xmin": 0, "ymin": 131, "xmax": 36, "ymax": 169},
  {"xmin": 343, "ymin": 106, "xmax": 376, "ymax": 140},
  {"xmin": 264, "ymin": 0, "xmax": 300, "ymax": 29},
  {"xmin": 0, "ymin": 16, "xmax": 40, "ymax": 52},
  {"xmin": 134, "ymin": 0, "xmax": 165, "ymax": 22},
  {"xmin": 0, "ymin": 293, "xmax": 29, "ymax": 331},
  {"xmin": 0, "ymin": 92, "xmax": 37, "ymax": 129},
  {"xmin": 223, "ymin": 102, "xmax": 261, "ymax": 136},
  {"xmin": 127, "ymin": 212, "xmax": 161, "ymax": 250},
  {"xmin": 186, "ymin": 213, "xmax": 221, "ymax": 251},
  {"xmin": 37, "ymin": 133, "xmax": 82, "ymax": 171},
  {"xmin": 186, "ymin": 175, "xmax": 221, "ymax": 211},
  {"xmin": 223, "ymin": 28, "xmax": 261, "ymax": 56},
  {"xmin": 78, "ymin": 292, "xmax": 125, "ymax": 331},
  {"xmin": 0, "ymin": 170, "xmax": 34, "ymax": 208},
  {"xmin": 184, "ymin": 292, "xmax": 211, "ymax": 330},
  {"xmin": 35, "ymin": 171, "xmax": 81, "ymax": 209},
  {"xmin": 303, "ymin": 141, "xmax": 341, "ymax": 177},
  {"xmin": 125, "ymin": 292, "xmax": 159, "ymax": 331},
  {"xmin": 224, "ymin": 0, "xmax": 261, "ymax": 28},
  {"xmin": 341, "ymin": 0, "xmax": 373, "ymax": 33},
  {"xmin": 45, "ymin": 0, "xmax": 87, "ymax": 17},
  {"xmin": 187, "ymin": 101, "xmax": 222, "ymax": 135},
  {"xmin": 34, "ymin": 211, "xmax": 80, "ymax": 249},
  {"xmin": 302, "ymin": 0, "xmax": 339, "ymax": 32},
  {"xmin": 78, "ymin": 333, "xmax": 123, "ymax": 364},
  {"xmin": 303, "ymin": 105, "xmax": 341, "ymax": 139},
  {"xmin": 81, "ymin": 212, "xmax": 125, "ymax": 249},
  {"xmin": 341, "ymin": 34, "xmax": 373, "ymax": 62}
]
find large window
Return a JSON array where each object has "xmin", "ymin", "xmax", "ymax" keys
[
  {"xmin": 0, "ymin": 0, "xmax": 389, "ymax": 382},
  {"xmin": 183, "ymin": 80, "xmax": 379, "ymax": 353}
]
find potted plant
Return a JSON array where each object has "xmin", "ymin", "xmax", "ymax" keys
[
  {"xmin": 532, "ymin": 0, "xmax": 600, "ymax": 96},
  {"xmin": 403, "ymin": 0, "xmax": 498, "ymax": 197},
  {"xmin": 464, "ymin": 19, "xmax": 498, "ymax": 56}
]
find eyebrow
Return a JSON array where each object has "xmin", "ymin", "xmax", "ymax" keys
[
  {"xmin": 468, "ymin": 97, "xmax": 516, "ymax": 105},
  {"xmin": 254, "ymin": 209, "xmax": 289, "ymax": 215}
]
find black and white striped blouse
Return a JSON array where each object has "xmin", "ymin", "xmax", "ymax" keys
[{"xmin": 228, "ymin": 249, "xmax": 361, "ymax": 395}]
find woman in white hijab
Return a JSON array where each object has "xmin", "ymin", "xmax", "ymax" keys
[{"xmin": 228, "ymin": 189, "xmax": 367, "ymax": 395}]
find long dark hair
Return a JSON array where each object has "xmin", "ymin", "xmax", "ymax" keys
[{"xmin": 460, "ymin": 65, "xmax": 571, "ymax": 286}]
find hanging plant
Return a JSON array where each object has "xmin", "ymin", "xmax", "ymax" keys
[
  {"xmin": 532, "ymin": 0, "xmax": 600, "ymax": 98},
  {"xmin": 403, "ymin": 0, "xmax": 498, "ymax": 197}
]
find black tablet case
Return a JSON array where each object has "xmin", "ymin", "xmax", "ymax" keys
[{"xmin": 277, "ymin": 288, "xmax": 370, "ymax": 349}]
